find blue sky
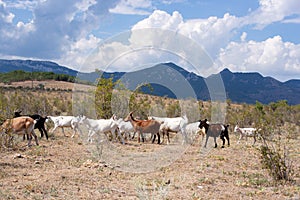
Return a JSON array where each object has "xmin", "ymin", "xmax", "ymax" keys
[{"xmin": 0, "ymin": 0, "xmax": 299, "ymax": 81}]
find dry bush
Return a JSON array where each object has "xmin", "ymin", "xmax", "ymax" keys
[{"xmin": 260, "ymin": 138, "xmax": 294, "ymax": 182}]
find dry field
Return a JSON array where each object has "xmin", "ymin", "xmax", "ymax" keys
[
  {"xmin": 0, "ymin": 80, "xmax": 94, "ymax": 91},
  {"xmin": 0, "ymin": 81, "xmax": 299, "ymax": 199},
  {"xmin": 0, "ymin": 127, "xmax": 299, "ymax": 200}
]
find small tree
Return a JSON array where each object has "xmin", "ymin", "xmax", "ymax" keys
[{"xmin": 94, "ymin": 77, "xmax": 121, "ymax": 119}]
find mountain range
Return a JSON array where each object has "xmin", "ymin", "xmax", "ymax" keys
[{"xmin": 0, "ymin": 59, "xmax": 299, "ymax": 105}]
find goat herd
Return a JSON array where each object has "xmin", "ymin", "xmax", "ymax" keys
[{"xmin": 0, "ymin": 110, "xmax": 260, "ymax": 148}]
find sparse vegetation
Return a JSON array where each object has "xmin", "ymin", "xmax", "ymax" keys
[
  {"xmin": 260, "ymin": 140, "xmax": 294, "ymax": 182},
  {"xmin": 0, "ymin": 80, "xmax": 299, "ymax": 199}
]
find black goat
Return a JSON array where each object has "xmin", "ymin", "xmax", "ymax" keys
[
  {"xmin": 198, "ymin": 119, "xmax": 230, "ymax": 148},
  {"xmin": 14, "ymin": 110, "xmax": 49, "ymax": 140}
]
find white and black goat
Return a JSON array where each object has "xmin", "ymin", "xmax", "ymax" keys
[{"xmin": 198, "ymin": 119, "xmax": 230, "ymax": 148}]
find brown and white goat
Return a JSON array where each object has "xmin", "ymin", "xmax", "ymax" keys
[
  {"xmin": 1, "ymin": 116, "xmax": 39, "ymax": 147},
  {"xmin": 124, "ymin": 112, "xmax": 162, "ymax": 144},
  {"xmin": 14, "ymin": 110, "xmax": 49, "ymax": 140}
]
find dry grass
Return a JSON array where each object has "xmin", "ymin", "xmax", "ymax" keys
[
  {"xmin": 0, "ymin": 80, "xmax": 299, "ymax": 199},
  {"xmin": 0, "ymin": 80, "xmax": 94, "ymax": 91},
  {"xmin": 0, "ymin": 128, "xmax": 299, "ymax": 200}
]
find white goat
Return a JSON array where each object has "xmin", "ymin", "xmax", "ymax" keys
[
  {"xmin": 148, "ymin": 115, "xmax": 188, "ymax": 144},
  {"xmin": 116, "ymin": 118, "xmax": 134, "ymax": 140},
  {"xmin": 80, "ymin": 115, "xmax": 124, "ymax": 144},
  {"xmin": 185, "ymin": 121, "xmax": 205, "ymax": 143},
  {"xmin": 47, "ymin": 115, "xmax": 82, "ymax": 137},
  {"xmin": 234, "ymin": 125, "xmax": 259, "ymax": 145}
]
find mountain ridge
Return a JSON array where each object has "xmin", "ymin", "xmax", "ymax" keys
[{"xmin": 0, "ymin": 59, "xmax": 299, "ymax": 105}]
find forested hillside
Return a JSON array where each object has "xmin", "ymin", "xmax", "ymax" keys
[{"xmin": 0, "ymin": 70, "xmax": 75, "ymax": 84}]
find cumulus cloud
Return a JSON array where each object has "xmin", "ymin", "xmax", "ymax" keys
[
  {"xmin": 132, "ymin": 10, "xmax": 241, "ymax": 57},
  {"xmin": 217, "ymin": 35, "xmax": 300, "ymax": 81},
  {"xmin": 243, "ymin": 0, "xmax": 300, "ymax": 29},
  {"xmin": 0, "ymin": 0, "xmax": 120, "ymax": 59}
]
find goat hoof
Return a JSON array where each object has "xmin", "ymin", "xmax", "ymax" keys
[{"xmin": 221, "ymin": 146, "xmax": 225, "ymax": 148}]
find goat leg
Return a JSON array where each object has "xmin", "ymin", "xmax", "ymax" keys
[
  {"xmin": 157, "ymin": 133, "xmax": 160, "ymax": 144},
  {"xmin": 214, "ymin": 137, "xmax": 217, "ymax": 148},
  {"xmin": 220, "ymin": 135, "xmax": 225, "ymax": 148}
]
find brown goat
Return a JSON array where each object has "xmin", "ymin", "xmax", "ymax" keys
[
  {"xmin": 124, "ymin": 112, "xmax": 161, "ymax": 144},
  {"xmin": 1, "ymin": 117, "xmax": 39, "ymax": 147}
]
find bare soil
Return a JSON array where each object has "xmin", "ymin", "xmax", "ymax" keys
[{"xmin": 0, "ymin": 128, "xmax": 299, "ymax": 200}]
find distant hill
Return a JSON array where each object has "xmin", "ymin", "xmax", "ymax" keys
[
  {"xmin": 0, "ymin": 59, "xmax": 77, "ymax": 76},
  {"xmin": 219, "ymin": 68, "xmax": 300, "ymax": 105},
  {"xmin": 0, "ymin": 59, "xmax": 299, "ymax": 105}
]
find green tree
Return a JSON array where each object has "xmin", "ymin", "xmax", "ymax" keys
[{"xmin": 95, "ymin": 77, "xmax": 119, "ymax": 119}]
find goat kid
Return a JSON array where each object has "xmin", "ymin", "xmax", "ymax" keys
[
  {"xmin": 1, "ymin": 116, "xmax": 39, "ymax": 147},
  {"xmin": 234, "ymin": 125, "xmax": 258, "ymax": 145}
]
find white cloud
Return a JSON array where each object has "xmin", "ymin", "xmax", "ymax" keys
[
  {"xmin": 132, "ymin": 10, "xmax": 240, "ymax": 58},
  {"xmin": 243, "ymin": 0, "xmax": 300, "ymax": 29},
  {"xmin": 160, "ymin": 0, "xmax": 186, "ymax": 5},
  {"xmin": 0, "ymin": 0, "xmax": 120, "ymax": 59},
  {"xmin": 57, "ymin": 34, "xmax": 101, "ymax": 71},
  {"xmin": 109, "ymin": 0, "xmax": 153, "ymax": 15},
  {"xmin": 4, "ymin": 0, "xmax": 40, "ymax": 10},
  {"xmin": 240, "ymin": 32, "xmax": 247, "ymax": 42},
  {"xmin": 217, "ymin": 35, "xmax": 300, "ymax": 81},
  {"xmin": 133, "ymin": 10, "xmax": 183, "ymax": 30}
]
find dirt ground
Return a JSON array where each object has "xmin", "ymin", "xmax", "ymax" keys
[{"xmin": 0, "ymin": 128, "xmax": 299, "ymax": 200}]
